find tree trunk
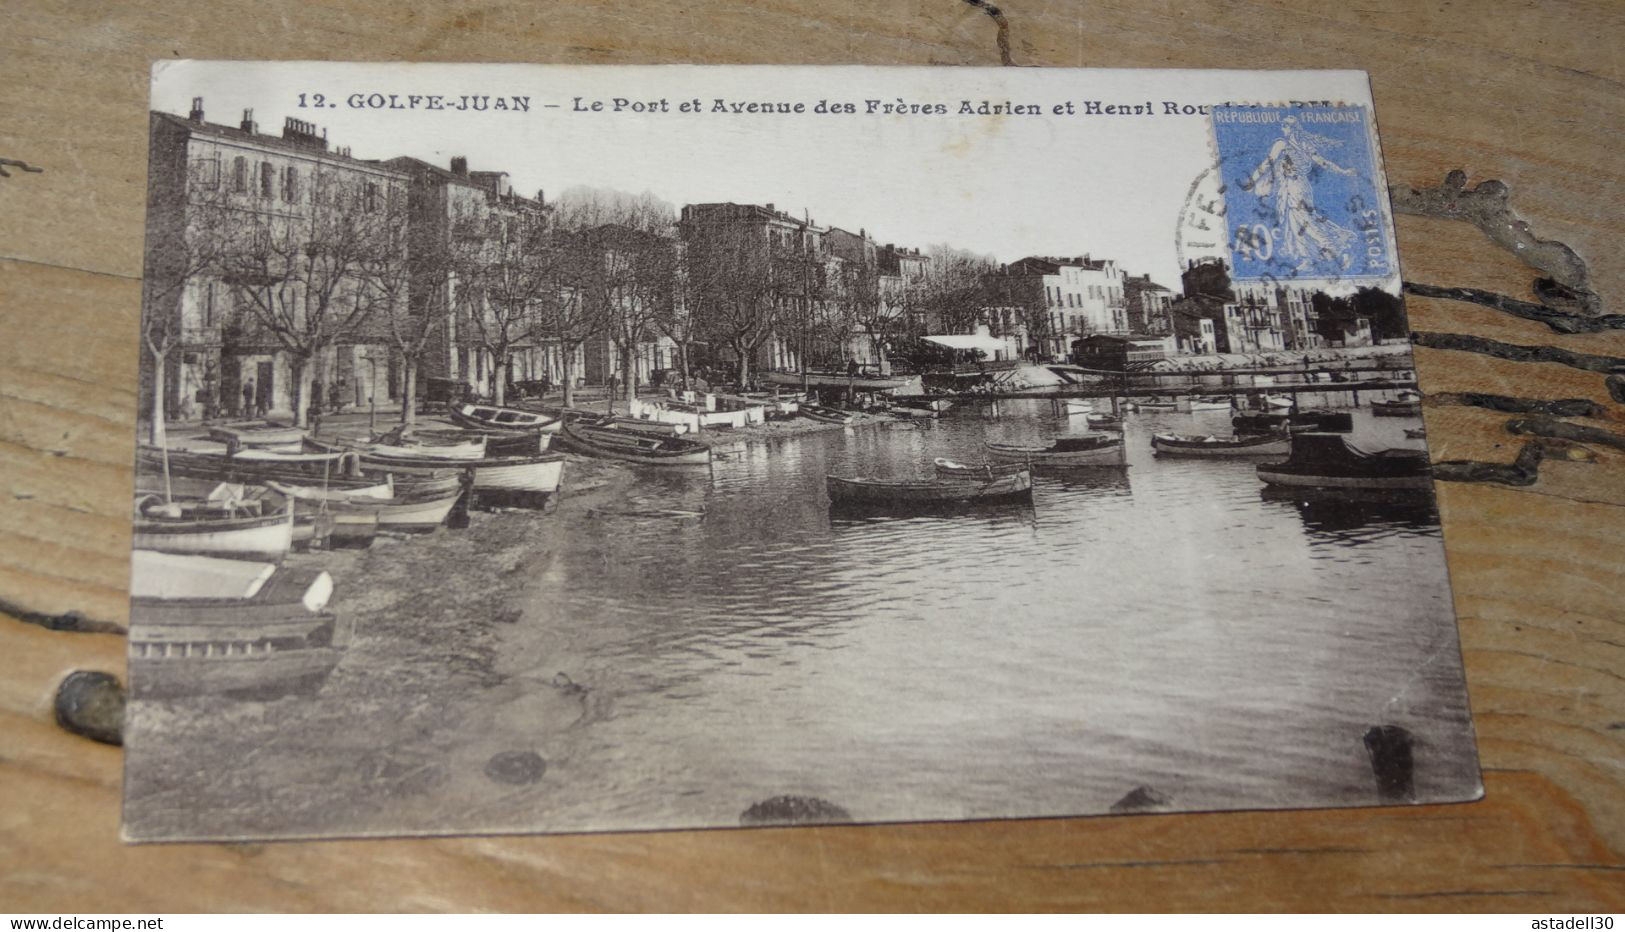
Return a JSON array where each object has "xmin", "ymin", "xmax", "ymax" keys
[
  {"xmin": 290, "ymin": 356, "xmax": 312, "ymax": 428},
  {"xmin": 736, "ymin": 344, "xmax": 750, "ymax": 389},
  {"xmin": 620, "ymin": 342, "xmax": 637, "ymax": 404},
  {"xmin": 149, "ymin": 348, "xmax": 168, "ymax": 446},
  {"xmin": 492, "ymin": 348, "xmax": 509, "ymax": 406},
  {"xmin": 678, "ymin": 339, "xmax": 691, "ymax": 391},
  {"xmin": 399, "ymin": 359, "xmax": 417, "ymax": 428},
  {"xmin": 560, "ymin": 347, "xmax": 576, "ymax": 409}
]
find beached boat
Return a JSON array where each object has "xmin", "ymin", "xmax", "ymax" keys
[
  {"xmin": 1372, "ymin": 390, "xmax": 1423, "ymax": 417},
  {"xmin": 826, "ymin": 469, "xmax": 1032, "ymax": 508},
  {"xmin": 128, "ymin": 551, "xmax": 349, "ymax": 699},
  {"xmin": 932, "ymin": 458, "xmax": 1031, "ymax": 480},
  {"xmin": 628, "ymin": 396, "xmax": 746, "ymax": 431},
  {"xmin": 447, "ymin": 403, "xmax": 562, "ymax": 434},
  {"xmin": 133, "ymin": 497, "xmax": 295, "ymax": 560},
  {"xmin": 985, "ymin": 432, "xmax": 1126, "ymax": 466},
  {"xmin": 556, "ymin": 420, "xmax": 711, "ymax": 466},
  {"xmin": 1256, "ymin": 433, "xmax": 1433, "ymax": 490},
  {"xmin": 1152, "ymin": 432, "xmax": 1291, "ymax": 457},
  {"xmin": 464, "ymin": 453, "xmax": 565, "ymax": 509},
  {"xmin": 799, "ymin": 404, "xmax": 855, "ymax": 425},
  {"xmin": 266, "ymin": 480, "xmax": 466, "ymax": 531},
  {"xmin": 400, "ymin": 427, "xmax": 550, "ymax": 457},
  {"xmin": 347, "ymin": 435, "xmax": 487, "ymax": 460}
]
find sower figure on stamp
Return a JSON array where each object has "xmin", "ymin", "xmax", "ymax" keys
[{"xmin": 1240, "ymin": 116, "xmax": 1360, "ymax": 273}]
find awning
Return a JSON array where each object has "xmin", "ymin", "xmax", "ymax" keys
[{"xmin": 923, "ymin": 334, "xmax": 1009, "ymax": 353}]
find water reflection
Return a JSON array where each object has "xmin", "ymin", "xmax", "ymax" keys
[{"xmin": 512, "ymin": 398, "xmax": 1474, "ymax": 828}]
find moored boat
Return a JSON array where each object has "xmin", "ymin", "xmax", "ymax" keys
[
  {"xmin": 1152, "ymin": 432, "xmax": 1291, "ymax": 457},
  {"xmin": 762, "ymin": 370, "xmax": 908, "ymax": 392},
  {"xmin": 132, "ymin": 497, "xmax": 295, "ymax": 560},
  {"xmin": 556, "ymin": 420, "xmax": 712, "ymax": 466},
  {"xmin": 1086, "ymin": 412, "xmax": 1125, "ymax": 430},
  {"xmin": 464, "ymin": 453, "xmax": 566, "ymax": 509},
  {"xmin": 799, "ymin": 404, "xmax": 855, "ymax": 425},
  {"xmin": 1372, "ymin": 390, "xmax": 1423, "ymax": 417},
  {"xmin": 128, "ymin": 550, "xmax": 349, "ymax": 699},
  {"xmin": 1232, "ymin": 410, "xmax": 1353, "ymax": 435},
  {"xmin": 1256, "ymin": 432, "xmax": 1433, "ymax": 490},
  {"xmin": 206, "ymin": 422, "xmax": 307, "ymax": 453},
  {"xmin": 1183, "ymin": 395, "xmax": 1233, "ymax": 412},
  {"xmin": 266, "ymin": 480, "xmax": 466, "ymax": 532},
  {"xmin": 985, "ymin": 432, "xmax": 1126, "ymax": 467},
  {"xmin": 1130, "ymin": 398, "xmax": 1178, "ymax": 412},
  {"xmin": 826, "ymin": 469, "xmax": 1032, "ymax": 509}
]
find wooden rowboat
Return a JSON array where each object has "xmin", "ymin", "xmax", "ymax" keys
[
  {"xmin": 1257, "ymin": 433, "xmax": 1433, "ymax": 491},
  {"xmin": 265, "ymin": 481, "xmax": 466, "ymax": 532},
  {"xmin": 128, "ymin": 551, "xmax": 349, "ymax": 699},
  {"xmin": 799, "ymin": 404, "xmax": 854, "ymax": 425},
  {"xmin": 1372, "ymin": 391, "xmax": 1423, "ymax": 417},
  {"xmin": 1152, "ymin": 432, "xmax": 1291, "ymax": 457},
  {"xmin": 447, "ymin": 402, "xmax": 562, "ymax": 434},
  {"xmin": 206, "ymin": 422, "xmax": 307, "ymax": 453},
  {"xmin": 826, "ymin": 470, "xmax": 1033, "ymax": 508},
  {"xmin": 132, "ymin": 498, "xmax": 295, "ymax": 560},
  {"xmin": 556, "ymin": 420, "xmax": 711, "ymax": 466},
  {"xmin": 932, "ymin": 458, "xmax": 1031, "ymax": 480},
  {"xmin": 985, "ymin": 433, "xmax": 1126, "ymax": 467}
]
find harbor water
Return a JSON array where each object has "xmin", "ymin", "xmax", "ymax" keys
[{"xmin": 124, "ymin": 398, "xmax": 1482, "ymax": 839}]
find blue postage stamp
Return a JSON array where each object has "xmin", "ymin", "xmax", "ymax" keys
[{"xmin": 1211, "ymin": 103, "xmax": 1395, "ymax": 285}]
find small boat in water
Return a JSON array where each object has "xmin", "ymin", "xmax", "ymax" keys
[
  {"xmin": 133, "ymin": 496, "xmax": 295, "ymax": 560},
  {"xmin": 932, "ymin": 458, "xmax": 1030, "ymax": 480},
  {"xmin": 985, "ymin": 432, "xmax": 1126, "ymax": 467},
  {"xmin": 1152, "ymin": 432, "xmax": 1291, "ymax": 457},
  {"xmin": 1256, "ymin": 432, "xmax": 1433, "ymax": 490},
  {"xmin": 1372, "ymin": 390, "xmax": 1423, "ymax": 417},
  {"xmin": 1131, "ymin": 398, "xmax": 1178, "ymax": 412},
  {"xmin": 556, "ymin": 420, "xmax": 711, "ymax": 466},
  {"xmin": 128, "ymin": 550, "xmax": 350, "ymax": 699},
  {"xmin": 1086, "ymin": 412, "xmax": 1125, "ymax": 430},
  {"xmin": 827, "ymin": 469, "xmax": 1032, "ymax": 509},
  {"xmin": 1233, "ymin": 410, "xmax": 1353, "ymax": 435}
]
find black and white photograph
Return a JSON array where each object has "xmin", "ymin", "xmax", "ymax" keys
[{"xmin": 124, "ymin": 62, "xmax": 1481, "ymax": 842}]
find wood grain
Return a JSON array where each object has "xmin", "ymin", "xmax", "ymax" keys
[{"xmin": 1, "ymin": 0, "xmax": 1621, "ymax": 913}]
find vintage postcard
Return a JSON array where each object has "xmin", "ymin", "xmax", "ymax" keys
[{"xmin": 125, "ymin": 63, "xmax": 1480, "ymax": 841}]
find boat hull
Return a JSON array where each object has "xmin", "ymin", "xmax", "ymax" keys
[
  {"xmin": 468, "ymin": 455, "xmax": 565, "ymax": 509},
  {"xmin": 1371, "ymin": 401, "xmax": 1422, "ymax": 417},
  {"xmin": 132, "ymin": 508, "xmax": 294, "ymax": 561},
  {"xmin": 985, "ymin": 438, "xmax": 1126, "ymax": 466},
  {"xmin": 1254, "ymin": 468, "xmax": 1434, "ymax": 490},
  {"xmin": 827, "ymin": 472, "xmax": 1032, "ymax": 509}
]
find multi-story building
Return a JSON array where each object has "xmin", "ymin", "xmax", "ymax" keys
[
  {"xmin": 144, "ymin": 100, "xmax": 410, "ymax": 422},
  {"xmin": 383, "ymin": 155, "xmax": 559, "ymax": 398},
  {"xmin": 1123, "ymin": 273, "xmax": 1176, "ymax": 336},
  {"xmin": 980, "ymin": 256, "xmax": 1128, "ymax": 359}
]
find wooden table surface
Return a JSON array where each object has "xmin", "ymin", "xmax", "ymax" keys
[{"xmin": 2, "ymin": 0, "xmax": 1621, "ymax": 913}]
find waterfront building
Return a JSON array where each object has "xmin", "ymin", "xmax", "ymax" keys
[
  {"xmin": 981, "ymin": 256, "xmax": 1128, "ymax": 360},
  {"xmin": 1123, "ymin": 273, "xmax": 1176, "ymax": 337},
  {"xmin": 144, "ymin": 100, "xmax": 409, "ymax": 422}
]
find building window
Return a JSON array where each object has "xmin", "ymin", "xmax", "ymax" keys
[
  {"xmin": 282, "ymin": 166, "xmax": 299, "ymax": 203},
  {"xmin": 259, "ymin": 162, "xmax": 274, "ymax": 198},
  {"xmin": 232, "ymin": 156, "xmax": 247, "ymax": 193},
  {"xmin": 189, "ymin": 157, "xmax": 219, "ymax": 189},
  {"xmin": 364, "ymin": 182, "xmax": 379, "ymax": 212}
]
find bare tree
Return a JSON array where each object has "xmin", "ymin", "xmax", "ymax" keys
[
  {"xmin": 454, "ymin": 211, "xmax": 550, "ymax": 407},
  {"xmin": 684, "ymin": 221, "xmax": 777, "ymax": 388},
  {"xmin": 576, "ymin": 225, "xmax": 676, "ymax": 407},
  {"xmin": 358, "ymin": 218, "xmax": 446, "ymax": 428},
  {"xmin": 917, "ymin": 245, "xmax": 998, "ymax": 335},
  {"xmin": 219, "ymin": 179, "xmax": 395, "ymax": 427}
]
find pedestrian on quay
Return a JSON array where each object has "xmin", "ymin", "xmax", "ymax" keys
[
  {"xmin": 254, "ymin": 380, "xmax": 269, "ymax": 417},
  {"xmin": 242, "ymin": 379, "xmax": 256, "ymax": 419}
]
